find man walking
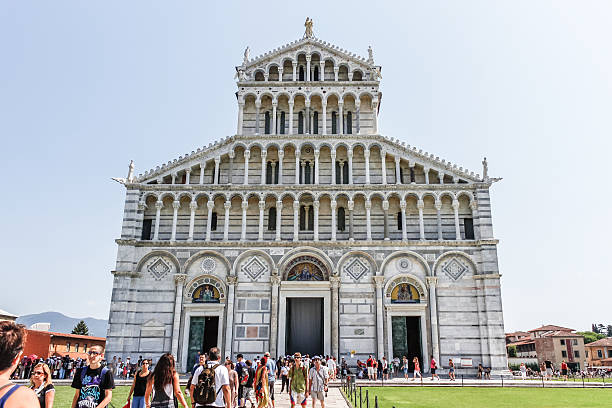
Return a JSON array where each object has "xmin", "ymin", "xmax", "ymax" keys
[
  {"xmin": 190, "ymin": 347, "xmax": 231, "ymax": 408},
  {"xmin": 308, "ymin": 356, "xmax": 328, "ymax": 408},
  {"xmin": 288, "ymin": 352, "xmax": 308, "ymax": 408},
  {"xmin": 71, "ymin": 345, "xmax": 114, "ymax": 408},
  {"xmin": 366, "ymin": 355, "xmax": 375, "ymax": 381},
  {"xmin": 235, "ymin": 354, "xmax": 247, "ymax": 407},
  {"xmin": 264, "ymin": 352, "xmax": 277, "ymax": 408}
]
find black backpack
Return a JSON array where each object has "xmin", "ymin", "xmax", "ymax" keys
[{"xmin": 193, "ymin": 364, "xmax": 221, "ymax": 405}]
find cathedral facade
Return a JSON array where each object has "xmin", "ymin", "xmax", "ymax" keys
[{"xmin": 106, "ymin": 28, "xmax": 508, "ymax": 375}]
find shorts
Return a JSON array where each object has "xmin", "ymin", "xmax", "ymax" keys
[
  {"xmin": 449, "ymin": 368, "xmax": 455, "ymax": 373},
  {"xmin": 311, "ymin": 391, "xmax": 325, "ymax": 401},
  {"xmin": 546, "ymin": 368, "xmax": 553, "ymax": 376},
  {"xmin": 290, "ymin": 390, "xmax": 307, "ymax": 406},
  {"xmin": 561, "ymin": 369, "xmax": 568, "ymax": 375},
  {"xmin": 403, "ymin": 367, "xmax": 408, "ymax": 374},
  {"xmin": 268, "ymin": 380, "xmax": 275, "ymax": 400},
  {"xmin": 242, "ymin": 387, "xmax": 254, "ymax": 400},
  {"xmin": 383, "ymin": 368, "xmax": 388, "ymax": 374},
  {"xmin": 367, "ymin": 367, "xmax": 375, "ymax": 376},
  {"xmin": 431, "ymin": 368, "xmax": 436, "ymax": 375}
]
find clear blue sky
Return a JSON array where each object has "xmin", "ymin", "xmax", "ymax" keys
[{"xmin": 1, "ymin": 1, "xmax": 611, "ymax": 332}]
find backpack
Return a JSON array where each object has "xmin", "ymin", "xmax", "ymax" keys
[
  {"xmin": 239, "ymin": 365, "xmax": 249, "ymax": 386},
  {"xmin": 193, "ymin": 364, "xmax": 221, "ymax": 406}
]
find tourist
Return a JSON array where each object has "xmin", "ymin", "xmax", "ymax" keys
[
  {"xmin": 477, "ymin": 363, "xmax": 483, "ymax": 379},
  {"xmin": 0, "ymin": 321, "xmax": 39, "ymax": 408},
  {"xmin": 264, "ymin": 352, "xmax": 276, "ymax": 408},
  {"xmin": 448, "ymin": 359, "xmax": 455, "ymax": 381},
  {"xmin": 519, "ymin": 363, "xmax": 527, "ymax": 380},
  {"xmin": 190, "ymin": 347, "xmax": 230, "ymax": 408},
  {"xmin": 253, "ymin": 356, "xmax": 270, "ymax": 408},
  {"xmin": 381, "ymin": 357, "xmax": 389, "ymax": 380},
  {"xmin": 366, "ymin": 355, "xmax": 374, "ymax": 380},
  {"xmin": 545, "ymin": 361, "xmax": 553, "ymax": 380},
  {"xmin": 561, "ymin": 360, "xmax": 568, "ymax": 381},
  {"xmin": 411, "ymin": 357, "xmax": 421, "ymax": 381},
  {"xmin": 30, "ymin": 363, "xmax": 55, "ymax": 408},
  {"xmin": 127, "ymin": 359, "xmax": 151, "ymax": 408},
  {"xmin": 288, "ymin": 352, "xmax": 308, "ymax": 408},
  {"xmin": 242, "ymin": 360, "xmax": 256, "ymax": 408},
  {"xmin": 280, "ymin": 361, "xmax": 289, "ymax": 394},
  {"xmin": 430, "ymin": 356, "xmax": 439, "ymax": 381},
  {"xmin": 145, "ymin": 353, "xmax": 188, "ymax": 408},
  {"xmin": 236, "ymin": 354, "xmax": 247, "ymax": 407},
  {"xmin": 402, "ymin": 356, "xmax": 409, "ymax": 380},
  {"xmin": 308, "ymin": 357, "xmax": 328, "ymax": 408},
  {"xmin": 340, "ymin": 358, "xmax": 348, "ymax": 379},
  {"xmin": 71, "ymin": 345, "xmax": 114, "ymax": 408},
  {"xmin": 225, "ymin": 360, "xmax": 238, "ymax": 408},
  {"xmin": 539, "ymin": 362, "xmax": 546, "ymax": 378}
]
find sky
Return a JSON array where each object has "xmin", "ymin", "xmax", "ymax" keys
[{"xmin": 1, "ymin": 1, "xmax": 611, "ymax": 333}]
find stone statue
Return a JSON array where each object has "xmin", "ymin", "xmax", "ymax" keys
[
  {"xmin": 368, "ymin": 46, "xmax": 373, "ymax": 63},
  {"xmin": 235, "ymin": 67, "xmax": 247, "ymax": 81},
  {"xmin": 482, "ymin": 157, "xmax": 489, "ymax": 180},
  {"xmin": 372, "ymin": 66, "xmax": 382, "ymax": 80},
  {"xmin": 243, "ymin": 46, "xmax": 250, "ymax": 64},
  {"xmin": 304, "ymin": 17, "xmax": 314, "ymax": 38},
  {"xmin": 127, "ymin": 160, "xmax": 134, "ymax": 182}
]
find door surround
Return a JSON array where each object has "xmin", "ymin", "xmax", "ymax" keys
[{"xmin": 180, "ymin": 304, "xmax": 225, "ymax": 372}]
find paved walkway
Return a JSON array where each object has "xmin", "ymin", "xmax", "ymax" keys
[
  {"xmin": 330, "ymin": 377, "xmax": 611, "ymax": 388},
  {"xmin": 273, "ymin": 382, "xmax": 351, "ymax": 408}
]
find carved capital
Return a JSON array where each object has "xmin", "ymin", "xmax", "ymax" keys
[
  {"xmin": 227, "ymin": 275, "xmax": 238, "ymax": 285},
  {"xmin": 214, "ymin": 156, "xmax": 220, "ymax": 164},
  {"xmin": 426, "ymin": 276, "xmax": 439, "ymax": 288},
  {"xmin": 224, "ymin": 202, "xmax": 231, "ymax": 210},
  {"xmin": 228, "ymin": 151, "xmax": 235, "ymax": 159},
  {"xmin": 347, "ymin": 200, "xmax": 354, "ymax": 211},
  {"xmin": 276, "ymin": 200, "xmax": 283, "ymax": 209},
  {"xmin": 174, "ymin": 273, "xmax": 187, "ymax": 285},
  {"xmin": 399, "ymin": 200, "xmax": 407, "ymax": 210},
  {"xmin": 452, "ymin": 199, "xmax": 459, "ymax": 210},
  {"xmin": 435, "ymin": 201, "xmax": 442, "ymax": 211},
  {"xmin": 155, "ymin": 200, "xmax": 163, "ymax": 210},
  {"xmin": 207, "ymin": 201, "xmax": 215, "ymax": 210},
  {"xmin": 314, "ymin": 149, "xmax": 320, "ymax": 158},
  {"xmin": 244, "ymin": 149, "xmax": 251, "ymax": 159},
  {"xmin": 241, "ymin": 201, "xmax": 249, "ymax": 210},
  {"xmin": 293, "ymin": 201, "xmax": 300, "ymax": 211},
  {"xmin": 185, "ymin": 169, "xmax": 191, "ymax": 175},
  {"xmin": 270, "ymin": 275, "xmax": 281, "ymax": 286},
  {"xmin": 261, "ymin": 150, "xmax": 267, "ymax": 159},
  {"xmin": 258, "ymin": 201, "xmax": 265, "ymax": 210},
  {"xmin": 365, "ymin": 200, "xmax": 372, "ymax": 210},
  {"xmin": 278, "ymin": 150, "xmax": 285, "ymax": 158},
  {"xmin": 417, "ymin": 199, "xmax": 424, "ymax": 210},
  {"xmin": 331, "ymin": 200, "xmax": 337, "ymax": 209},
  {"xmin": 382, "ymin": 200, "xmax": 389, "ymax": 211},
  {"xmin": 364, "ymin": 149, "xmax": 370, "ymax": 158},
  {"xmin": 313, "ymin": 201, "xmax": 320, "ymax": 210},
  {"xmin": 470, "ymin": 201, "xmax": 478, "ymax": 211},
  {"xmin": 138, "ymin": 201, "xmax": 147, "ymax": 211},
  {"xmin": 330, "ymin": 276, "xmax": 341, "ymax": 289},
  {"xmin": 372, "ymin": 276, "xmax": 385, "ymax": 288},
  {"xmin": 189, "ymin": 201, "xmax": 198, "ymax": 211}
]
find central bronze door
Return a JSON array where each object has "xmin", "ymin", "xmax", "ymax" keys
[{"xmin": 286, "ymin": 297, "xmax": 323, "ymax": 356}]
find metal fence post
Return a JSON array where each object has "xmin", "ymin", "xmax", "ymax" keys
[
  {"xmin": 366, "ymin": 389, "xmax": 369, "ymax": 408},
  {"xmin": 375, "ymin": 395, "xmax": 379, "ymax": 408},
  {"xmin": 461, "ymin": 374, "xmax": 463, "ymax": 387}
]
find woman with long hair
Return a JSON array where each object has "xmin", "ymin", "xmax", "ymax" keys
[
  {"xmin": 145, "ymin": 354, "xmax": 188, "ymax": 408},
  {"xmin": 225, "ymin": 360, "xmax": 238, "ymax": 408},
  {"xmin": 128, "ymin": 359, "xmax": 151, "ymax": 408},
  {"xmin": 253, "ymin": 356, "xmax": 270, "ymax": 408},
  {"xmin": 29, "ymin": 363, "xmax": 55, "ymax": 408}
]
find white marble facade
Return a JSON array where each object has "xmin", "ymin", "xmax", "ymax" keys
[{"xmin": 106, "ymin": 30, "xmax": 508, "ymax": 375}]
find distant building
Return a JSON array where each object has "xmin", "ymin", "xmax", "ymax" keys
[
  {"xmin": 30, "ymin": 323, "xmax": 51, "ymax": 331},
  {"xmin": 585, "ymin": 338, "xmax": 612, "ymax": 367},
  {"xmin": 22, "ymin": 330, "xmax": 106, "ymax": 360},
  {"xmin": 506, "ymin": 325, "xmax": 586, "ymax": 371},
  {"xmin": 0, "ymin": 309, "xmax": 17, "ymax": 322}
]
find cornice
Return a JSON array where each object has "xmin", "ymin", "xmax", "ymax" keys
[{"xmin": 237, "ymin": 81, "xmax": 380, "ymax": 88}]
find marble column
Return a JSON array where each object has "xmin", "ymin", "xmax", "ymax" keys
[
  {"xmin": 185, "ymin": 170, "xmax": 191, "ymax": 185},
  {"xmin": 314, "ymin": 149, "xmax": 320, "ymax": 184},
  {"xmin": 214, "ymin": 157, "xmax": 220, "ymax": 185},
  {"xmin": 293, "ymin": 201, "xmax": 300, "ymax": 241},
  {"xmin": 319, "ymin": 62, "xmax": 324, "ymax": 81},
  {"xmin": 171, "ymin": 173, "xmax": 176, "ymax": 185},
  {"xmin": 199, "ymin": 162, "xmax": 205, "ymax": 184},
  {"xmin": 435, "ymin": 201, "xmax": 443, "ymax": 240},
  {"xmin": 300, "ymin": 161, "xmax": 306, "ymax": 184},
  {"xmin": 272, "ymin": 102, "xmax": 277, "ymax": 134},
  {"xmin": 417, "ymin": 199, "xmax": 425, "ymax": 240},
  {"xmin": 223, "ymin": 276, "xmax": 238, "ymax": 359},
  {"xmin": 400, "ymin": 200, "xmax": 407, "ymax": 241},
  {"xmin": 153, "ymin": 200, "xmax": 163, "ymax": 240},
  {"xmin": 471, "ymin": 201, "xmax": 480, "ymax": 240},
  {"xmin": 338, "ymin": 102, "xmax": 344, "ymax": 134},
  {"xmin": 424, "ymin": 167, "xmax": 430, "ymax": 185},
  {"xmin": 395, "ymin": 157, "xmax": 401, "ymax": 184},
  {"xmin": 277, "ymin": 150, "xmax": 284, "ymax": 185},
  {"xmin": 330, "ymin": 276, "xmax": 340, "ymax": 358},
  {"xmin": 258, "ymin": 200, "xmax": 265, "ymax": 241},
  {"xmin": 333, "ymin": 66, "xmax": 339, "ymax": 81},
  {"xmin": 292, "ymin": 62, "xmax": 297, "ymax": 81},
  {"xmin": 255, "ymin": 101, "xmax": 261, "ymax": 135},
  {"xmin": 271, "ymin": 162, "xmax": 276, "ymax": 184},
  {"xmin": 382, "ymin": 200, "xmax": 390, "ymax": 240},
  {"xmin": 372, "ymin": 100, "xmax": 379, "ymax": 133},
  {"xmin": 223, "ymin": 201, "xmax": 231, "ymax": 241},
  {"xmin": 170, "ymin": 274, "xmax": 187, "ymax": 358},
  {"xmin": 339, "ymin": 162, "xmax": 344, "ymax": 184},
  {"xmin": 322, "ymin": 102, "xmax": 327, "ymax": 135},
  {"xmin": 288, "ymin": 101, "xmax": 294, "ymax": 135},
  {"xmin": 355, "ymin": 100, "xmax": 361, "ymax": 134},
  {"xmin": 170, "ymin": 200, "xmax": 179, "ymax": 241},
  {"xmin": 313, "ymin": 201, "xmax": 320, "ymax": 241},
  {"xmin": 331, "ymin": 150, "xmax": 336, "ymax": 185},
  {"xmin": 439, "ymin": 172, "xmax": 445, "ymax": 184},
  {"xmin": 305, "ymin": 101, "xmax": 311, "ymax": 134},
  {"xmin": 294, "ymin": 151, "xmax": 300, "ymax": 184},
  {"xmin": 306, "ymin": 55, "xmax": 311, "ymax": 81},
  {"xmin": 275, "ymin": 200, "xmax": 283, "ymax": 241},
  {"xmin": 260, "ymin": 150, "xmax": 267, "ymax": 185},
  {"xmin": 364, "ymin": 148, "xmax": 370, "ymax": 184},
  {"xmin": 427, "ymin": 276, "xmax": 440, "ymax": 364},
  {"xmin": 331, "ymin": 200, "xmax": 337, "ymax": 241},
  {"xmin": 365, "ymin": 199, "xmax": 372, "ymax": 240},
  {"xmin": 348, "ymin": 200, "xmax": 354, "ymax": 241},
  {"xmin": 206, "ymin": 201, "xmax": 214, "ymax": 241},
  {"xmin": 188, "ymin": 201, "xmax": 197, "ymax": 241},
  {"xmin": 241, "ymin": 201, "xmax": 248, "ymax": 241},
  {"xmin": 243, "ymin": 149, "xmax": 250, "ymax": 185},
  {"xmin": 278, "ymin": 68, "xmax": 283, "ymax": 82},
  {"xmin": 347, "ymin": 148, "xmax": 353, "ymax": 184},
  {"xmin": 269, "ymin": 275, "xmax": 281, "ymax": 356},
  {"xmin": 381, "ymin": 150, "xmax": 387, "ymax": 185},
  {"xmin": 373, "ymin": 276, "xmax": 385, "ymax": 359},
  {"xmin": 228, "ymin": 152, "xmax": 234, "ymax": 185},
  {"xmin": 237, "ymin": 101, "xmax": 244, "ymax": 135},
  {"xmin": 453, "ymin": 199, "xmax": 461, "ymax": 240}
]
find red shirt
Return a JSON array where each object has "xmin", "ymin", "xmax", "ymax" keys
[{"xmin": 366, "ymin": 358, "xmax": 373, "ymax": 367}]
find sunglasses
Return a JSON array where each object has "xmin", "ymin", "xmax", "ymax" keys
[
  {"xmin": 88, "ymin": 351, "xmax": 100, "ymax": 356},
  {"xmin": 33, "ymin": 371, "xmax": 44, "ymax": 376}
]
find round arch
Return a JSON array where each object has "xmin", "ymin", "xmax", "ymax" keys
[
  {"xmin": 379, "ymin": 250, "xmax": 431, "ymax": 277},
  {"xmin": 182, "ymin": 250, "xmax": 232, "ymax": 275}
]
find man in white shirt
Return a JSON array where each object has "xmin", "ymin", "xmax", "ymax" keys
[
  {"xmin": 326, "ymin": 358, "xmax": 336, "ymax": 380},
  {"xmin": 308, "ymin": 356, "xmax": 328, "ymax": 408},
  {"xmin": 190, "ymin": 347, "xmax": 231, "ymax": 408}
]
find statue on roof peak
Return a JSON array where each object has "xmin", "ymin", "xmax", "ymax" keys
[
  {"xmin": 368, "ymin": 46, "xmax": 374, "ymax": 63},
  {"xmin": 127, "ymin": 160, "xmax": 134, "ymax": 182},
  {"xmin": 243, "ymin": 46, "xmax": 250, "ymax": 64},
  {"xmin": 482, "ymin": 157, "xmax": 489, "ymax": 180},
  {"xmin": 304, "ymin": 17, "xmax": 314, "ymax": 38}
]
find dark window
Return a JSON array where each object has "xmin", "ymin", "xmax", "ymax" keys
[
  {"xmin": 264, "ymin": 111, "xmax": 271, "ymax": 134},
  {"xmin": 346, "ymin": 111, "xmax": 352, "ymax": 134},
  {"xmin": 266, "ymin": 161, "xmax": 273, "ymax": 184},
  {"xmin": 561, "ymin": 350, "xmax": 567, "ymax": 358},
  {"xmin": 308, "ymin": 205, "xmax": 314, "ymax": 230},
  {"xmin": 335, "ymin": 161, "xmax": 342, "ymax": 184},
  {"xmin": 574, "ymin": 351, "xmax": 579, "ymax": 358},
  {"xmin": 331, "ymin": 111, "xmax": 337, "ymax": 134},
  {"xmin": 313, "ymin": 65, "xmax": 319, "ymax": 81},
  {"xmin": 141, "ymin": 219, "xmax": 152, "ymax": 240},
  {"xmin": 280, "ymin": 112, "xmax": 286, "ymax": 134},
  {"xmin": 313, "ymin": 111, "xmax": 319, "ymax": 134},
  {"xmin": 410, "ymin": 167, "xmax": 415, "ymax": 183},
  {"xmin": 337, "ymin": 207, "xmax": 346, "ymax": 231},
  {"xmin": 597, "ymin": 350, "xmax": 603, "ymax": 358},
  {"xmin": 560, "ymin": 339, "xmax": 565, "ymax": 346},
  {"xmin": 211, "ymin": 212, "xmax": 218, "ymax": 231},
  {"xmin": 464, "ymin": 218, "xmax": 474, "ymax": 239},
  {"xmin": 274, "ymin": 161, "xmax": 279, "ymax": 184},
  {"xmin": 299, "ymin": 66, "xmax": 305, "ymax": 81},
  {"xmin": 298, "ymin": 112, "xmax": 304, "ymax": 134},
  {"xmin": 397, "ymin": 212, "xmax": 403, "ymax": 230},
  {"xmin": 399, "ymin": 167, "xmax": 404, "ymax": 184},
  {"xmin": 268, "ymin": 207, "xmax": 276, "ymax": 231},
  {"xmin": 305, "ymin": 161, "xmax": 311, "ymax": 184},
  {"xmin": 342, "ymin": 161, "xmax": 349, "ymax": 184}
]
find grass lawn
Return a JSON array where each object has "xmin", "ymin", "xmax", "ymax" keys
[
  {"xmin": 54, "ymin": 385, "xmax": 189, "ymax": 407},
  {"xmin": 354, "ymin": 386, "xmax": 612, "ymax": 408}
]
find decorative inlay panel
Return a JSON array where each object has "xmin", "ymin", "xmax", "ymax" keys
[
  {"xmin": 396, "ymin": 257, "xmax": 413, "ymax": 273},
  {"xmin": 343, "ymin": 257, "xmax": 370, "ymax": 281},
  {"xmin": 147, "ymin": 257, "xmax": 172, "ymax": 281},
  {"xmin": 201, "ymin": 257, "xmax": 217, "ymax": 273},
  {"xmin": 441, "ymin": 257, "xmax": 469, "ymax": 280},
  {"xmin": 240, "ymin": 256, "xmax": 269, "ymax": 281}
]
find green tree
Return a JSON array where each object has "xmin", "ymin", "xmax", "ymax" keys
[
  {"xmin": 577, "ymin": 331, "xmax": 605, "ymax": 344},
  {"xmin": 71, "ymin": 320, "xmax": 89, "ymax": 336}
]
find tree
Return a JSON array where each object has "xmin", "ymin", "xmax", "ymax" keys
[
  {"xmin": 72, "ymin": 320, "xmax": 89, "ymax": 336},
  {"xmin": 577, "ymin": 331, "xmax": 605, "ymax": 344},
  {"xmin": 608, "ymin": 325, "xmax": 612, "ymax": 337},
  {"xmin": 507, "ymin": 345, "xmax": 517, "ymax": 358}
]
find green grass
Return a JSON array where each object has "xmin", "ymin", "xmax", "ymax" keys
[
  {"xmin": 349, "ymin": 386, "xmax": 612, "ymax": 408},
  {"xmin": 54, "ymin": 385, "xmax": 190, "ymax": 407}
]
